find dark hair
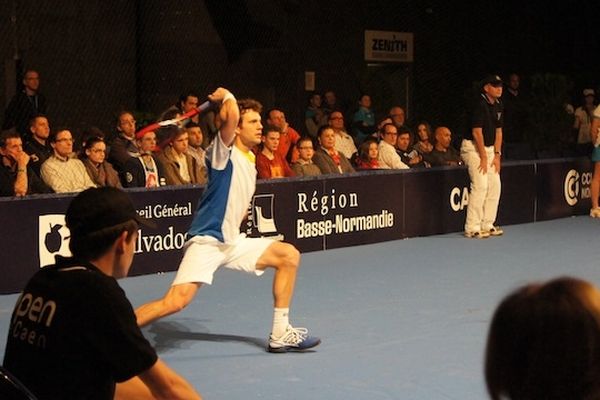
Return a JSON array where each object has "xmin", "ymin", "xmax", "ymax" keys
[
  {"xmin": 184, "ymin": 121, "xmax": 201, "ymax": 130},
  {"xmin": 296, "ymin": 136, "xmax": 315, "ymax": 149},
  {"xmin": 396, "ymin": 130, "xmax": 413, "ymax": 148},
  {"xmin": 485, "ymin": 277, "xmax": 600, "ymax": 400},
  {"xmin": 416, "ymin": 121, "xmax": 433, "ymax": 142},
  {"xmin": 358, "ymin": 138, "xmax": 378, "ymax": 162},
  {"xmin": 179, "ymin": 91, "xmax": 199, "ymax": 105},
  {"xmin": 69, "ymin": 220, "xmax": 138, "ymax": 260},
  {"xmin": 237, "ymin": 99, "xmax": 263, "ymax": 126},
  {"xmin": 79, "ymin": 136, "xmax": 105, "ymax": 160},
  {"xmin": 116, "ymin": 110, "xmax": 134, "ymax": 125},
  {"xmin": 28, "ymin": 114, "xmax": 48, "ymax": 128},
  {"xmin": 0, "ymin": 128, "xmax": 20, "ymax": 148},
  {"xmin": 162, "ymin": 109, "xmax": 181, "ymax": 122},
  {"xmin": 48, "ymin": 128, "xmax": 70, "ymax": 144},
  {"xmin": 80, "ymin": 127, "xmax": 105, "ymax": 148},
  {"xmin": 263, "ymin": 125, "xmax": 282, "ymax": 136},
  {"xmin": 316, "ymin": 125, "xmax": 333, "ymax": 138},
  {"xmin": 379, "ymin": 123, "xmax": 397, "ymax": 136}
]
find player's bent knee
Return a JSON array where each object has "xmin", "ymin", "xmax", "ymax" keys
[{"xmin": 281, "ymin": 243, "xmax": 300, "ymax": 269}]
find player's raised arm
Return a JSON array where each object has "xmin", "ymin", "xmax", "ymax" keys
[{"xmin": 208, "ymin": 87, "xmax": 239, "ymax": 146}]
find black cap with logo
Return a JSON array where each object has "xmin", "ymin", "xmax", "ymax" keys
[{"xmin": 66, "ymin": 187, "xmax": 155, "ymax": 237}]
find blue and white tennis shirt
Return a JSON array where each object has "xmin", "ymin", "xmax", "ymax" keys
[{"xmin": 187, "ymin": 134, "xmax": 256, "ymax": 243}]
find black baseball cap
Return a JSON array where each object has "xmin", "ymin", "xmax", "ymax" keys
[
  {"xmin": 481, "ymin": 74, "xmax": 503, "ymax": 88},
  {"xmin": 66, "ymin": 187, "xmax": 155, "ymax": 237}
]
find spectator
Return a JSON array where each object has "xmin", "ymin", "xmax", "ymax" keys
[
  {"xmin": 107, "ymin": 111, "xmax": 140, "ymax": 174},
  {"xmin": 2, "ymin": 187, "xmax": 201, "ymax": 399},
  {"xmin": 166, "ymin": 91, "xmax": 201, "ymax": 123},
  {"xmin": 256, "ymin": 125, "xmax": 295, "ymax": 179},
  {"xmin": 185, "ymin": 122, "xmax": 208, "ymax": 184},
  {"xmin": 156, "ymin": 126, "xmax": 202, "ymax": 186},
  {"xmin": 328, "ymin": 111, "xmax": 358, "ymax": 160},
  {"xmin": 355, "ymin": 138, "xmax": 386, "ymax": 170},
  {"xmin": 41, "ymin": 128, "xmax": 96, "ymax": 193},
  {"xmin": 396, "ymin": 130, "xmax": 427, "ymax": 168},
  {"xmin": 573, "ymin": 88, "xmax": 596, "ymax": 156},
  {"xmin": 485, "ymin": 276, "xmax": 600, "ymax": 400},
  {"xmin": 266, "ymin": 108, "xmax": 301, "ymax": 163},
  {"xmin": 305, "ymin": 92, "xmax": 327, "ymax": 139},
  {"xmin": 312, "ymin": 125, "xmax": 355, "ymax": 174},
  {"xmin": 163, "ymin": 91, "xmax": 217, "ymax": 145},
  {"xmin": 2, "ymin": 70, "xmax": 47, "ymax": 140},
  {"xmin": 352, "ymin": 94, "xmax": 376, "ymax": 145},
  {"xmin": 461, "ymin": 74, "xmax": 504, "ymax": 239},
  {"xmin": 291, "ymin": 137, "xmax": 321, "ymax": 177},
  {"xmin": 429, "ymin": 126, "xmax": 462, "ymax": 167},
  {"xmin": 122, "ymin": 130, "xmax": 165, "ymax": 188},
  {"xmin": 589, "ymin": 104, "xmax": 600, "ymax": 218},
  {"xmin": 322, "ymin": 89, "xmax": 343, "ymax": 116},
  {"xmin": 385, "ymin": 106, "xmax": 412, "ymax": 136},
  {"xmin": 413, "ymin": 121, "xmax": 434, "ymax": 157},
  {"xmin": 378, "ymin": 123, "xmax": 409, "ymax": 170},
  {"xmin": 23, "ymin": 114, "xmax": 52, "ymax": 178},
  {"xmin": 0, "ymin": 129, "xmax": 52, "ymax": 197},
  {"xmin": 80, "ymin": 136, "xmax": 122, "ymax": 188}
]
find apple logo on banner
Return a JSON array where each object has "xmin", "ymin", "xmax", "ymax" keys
[{"xmin": 39, "ymin": 214, "xmax": 71, "ymax": 267}]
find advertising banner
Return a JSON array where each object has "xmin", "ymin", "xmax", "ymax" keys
[
  {"xmin": 496, "ymin": 162, "xmax": 536, "ymax": 225},
  {"xmin": 536, "ymin": 159, "xmax": 592, "ymax": 221},
  {"xmin": 404, "ymin": 167, "xmax": 469, "ymax": 237},
  {"xmin": 321, "ymin": 173, "xmax": 404, "ymax": 250},
  {"xmin": 0, "ymin": 160, "xmax": 591, "ymax": 294}
]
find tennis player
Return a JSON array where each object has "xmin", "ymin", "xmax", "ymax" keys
[{"xmin": 135, "ymin": 88, "xmax": 320, "ymax": 353}]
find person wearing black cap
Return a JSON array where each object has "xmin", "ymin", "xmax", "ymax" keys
[
  {"xmin": 460, "ymin": 74, "xmax": 504, "ymax": 239},
  {"xmin": 2, "ymin": 187, "xmax": 201, "ymax": 399}
]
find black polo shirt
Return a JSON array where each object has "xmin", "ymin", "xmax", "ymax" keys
[
  {"xmin": 3, "ymin": 256, "xmax": 158, "ymax": 399},
  {"xmin": 24, "ymin": 139, "xmax": 53, "ymax": 178},
  {"xmin": 465, "ymin": 93, "xmax": 504, "ymax": 146}
]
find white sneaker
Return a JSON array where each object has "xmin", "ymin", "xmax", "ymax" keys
[{"xmin": 268, "ymin": 325, "xmax": 321, "ymax": 353}]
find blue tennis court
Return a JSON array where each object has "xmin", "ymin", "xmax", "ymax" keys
[{"xmin": 1, "ymin": 216, "xmax": 598, "ymax": 399}]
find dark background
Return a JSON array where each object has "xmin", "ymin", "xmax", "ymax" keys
[{"xmin": 1, "ymin": 0, "xmax": 599, "ymax": 139}]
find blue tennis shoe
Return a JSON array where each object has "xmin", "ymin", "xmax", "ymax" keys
[{"xmin": 268, "ymin": 325, "xmax": 321, "ymax": 353}]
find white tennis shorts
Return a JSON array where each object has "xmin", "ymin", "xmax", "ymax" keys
[{"xmin": 172, "ymin": 234, "xmax": 275, "ymax": 286}]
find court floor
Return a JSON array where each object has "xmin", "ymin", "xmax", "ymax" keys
[{"xmin": 1, "ymin": 216, "xmax": 598, "ymax": 399}]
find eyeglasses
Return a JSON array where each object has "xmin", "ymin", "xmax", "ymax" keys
[{"xmin": 90, "ymin": 148, "xmax": 106, "ymax": 153}]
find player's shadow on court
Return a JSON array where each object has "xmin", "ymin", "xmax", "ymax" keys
[{"xmin": 146, "ymin": 320, "xmax": 267, "ymax": 352}]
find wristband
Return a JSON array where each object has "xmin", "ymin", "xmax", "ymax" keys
[
  {"xmin": 17, "ymin": 168, "xmax": 25, "ymax": 173},
  {"xmin": 222, "ymin": 92, "xmax": 236, "ymax": 103}
]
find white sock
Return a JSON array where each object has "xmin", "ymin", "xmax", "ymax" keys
[{"xmin": 272, "ymin": 308, "xmax": 290, "ymax": 337}]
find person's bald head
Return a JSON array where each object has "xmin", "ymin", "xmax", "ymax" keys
[{"xmin": 434, "ymin": 126, "xmax": 452, "ymax": 151}]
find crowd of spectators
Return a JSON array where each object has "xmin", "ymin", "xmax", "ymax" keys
[{"xmin": 1, "ymin": 69, "xmax": 592, "ymax": 197}]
